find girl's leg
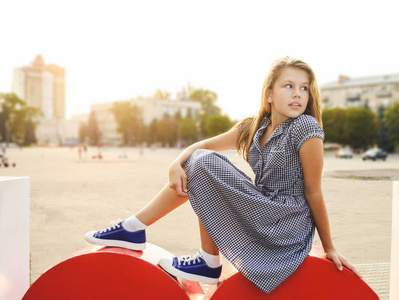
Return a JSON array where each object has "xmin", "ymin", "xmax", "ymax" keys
[
  {"xmin": 158, "ymin": 218, "xmax": 222, "ymax": 284},
  {"xmin": 134, "ymin": 183, "xmax": 188, "ymax": 226},
  {"xmin": 199, "ymin": 219, "xmax": 219, "ymax": 255},
  {"xmin": 85, "ymin": 183, "xmax": 188, "ymax": 250}
]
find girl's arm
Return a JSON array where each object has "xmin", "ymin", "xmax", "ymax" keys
[
  {"xmin": 169, "ymin": 127, "xmax": 238, "ymax": 197},
  {"xmin": 300, "ymin": 137, "xmax": 361, "ymax": 277}
]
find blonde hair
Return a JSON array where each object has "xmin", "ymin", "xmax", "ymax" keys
[{"xmin": 235, "ymin": 57, "xmax": 322, "ymax": 161}]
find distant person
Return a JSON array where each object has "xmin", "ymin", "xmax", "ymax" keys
[
  {"xmin": 78, "ymin": 145, "xmax": 83, "ymax": 162},
  {"xmin": 139, "ymin": 143, "xmax": 144, "ymax": 156},
  {"xmin": 97, "ymin": 143, "xmax": 102, "ymax": 159},
  {"xmin": 85, "ymin": 57, "xmax": 361, "ymax": 293},
  {"xmin": 1, "ymin": 143, "xmax": 5, "ymax": 155},
  {"xmin": 83, "ymin": 143, "xmax": 88, "ymax": 162}
]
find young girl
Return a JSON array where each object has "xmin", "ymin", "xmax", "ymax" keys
[{"xmin": 85, "ymin": 57, "xmax": 360, "ymax": 293}]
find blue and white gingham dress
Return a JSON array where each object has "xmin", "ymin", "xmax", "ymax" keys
[{"xmin": 185, "ymin": 114, "xmax": 325, "ymax": 293}]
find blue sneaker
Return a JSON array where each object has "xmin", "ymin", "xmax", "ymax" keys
[
  {"xmin": 85, "ymin": 221, "xmax": 146, "ymax": 251},
  {"xmin": 158, "ymin": 252, "xmax": 222, "ymax": 284}
]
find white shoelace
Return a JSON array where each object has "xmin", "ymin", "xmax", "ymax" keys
[
  {"xmin": 99, "ymin": 219, "xmax": 123, "ymax": 233},
  {"xmin": 177, "ymin": 252, "xmax": 202, "ymax": 266}
]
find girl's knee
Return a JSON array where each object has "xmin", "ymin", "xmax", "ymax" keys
[{"xmin": 190, "ymin": 149, "xmax": 217, "ymax": 167}]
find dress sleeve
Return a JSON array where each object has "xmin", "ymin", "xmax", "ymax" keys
[{"xmin": 291, "ymin": 115, "xmax": 325, "ymax": 151}]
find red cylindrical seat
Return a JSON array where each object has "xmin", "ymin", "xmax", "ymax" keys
[{"xmin": 23, "ymin": 243, "xmax": 203, "ymax": 300}]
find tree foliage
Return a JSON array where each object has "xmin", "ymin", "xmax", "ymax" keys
[
  {"xmin": 322, "ymin": 107, "xmax": 346, "ymax": 144},
  {"xmin": 385, "ymin": 102, "xmax": 399, "ymax": 148},
  {"xmin": 322, "ymin": 107, "xmax": 381, "ymax": 149},
  {"xmin": 108, "ymin": 85, "xmax": 233, "ymax": 146},
  {"xmin": 156, "ymin": 114, "xmax": 178, "ymax": 146},
  {"xmin": 178, "ymin": 117, "xmax": 198, "ymax": 144},
  {"xmin": 205, "ymin": 115, "xmax": 233, "ymax": 137},
  {"xmin": 189, "ymin": 88, "xmax": 221, "ymax": 116},
  {"xmin": 0, "ymin": 92, "xmax": 42, "ymax": 145},
  {"xmin": 23, "ymin": 118, "xmax": 37, "ymax": 145},
  {"xmin": 376, "ymin": 105, "xmax": 394, "ymax": 152},
  {"xmin": 78, "ymin": 122, "xmax": 88, "ymax": 143},
  {"xmin": 153, "ymin": 89, "xmax": 171, "ymax": 100},
  {"xmin": 342, "ymin": 107, "xmax": 379, "ymax": 149},
  {"xmin": 87, "ymin": 111, "xmax": 101, "ymax": 146},
  {"xmin": 111, "ymin": 101, "xmax": 144, "ymax": 145}
]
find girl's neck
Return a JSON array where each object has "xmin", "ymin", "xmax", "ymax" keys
[{"xmin": 269, "ymin": 114, "xmax": 289, "ymax": 131}]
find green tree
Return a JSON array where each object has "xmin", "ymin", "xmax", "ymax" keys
[
  {"xmin": 205, "ymin": 115, "xmax": 233, "ymax": 137},
  {"xmin": 23, "ymin": 117, "xmax": 36, "ymax": 145},
  {"xmin": 148, "ymin": 119, "xmax": 159, "ymax": 145},
  {"xmin": 0, "ymin": 93, "xmax": 42, "ymax": 145},
  {"xmin": 376, "ymin": 105, "xmax": 394, "ymax": 152},
  {"xmin": 343, "ymin": 107, "xmax": 379, "ymax": 150},
  {"xmin": 156, "ymin": 114, "xmax": 178, "ymax": 146},
  {"xmin": 153, "ymin": 89, "xmax": 171, "ymax": 100},
  {"xmin": 189, "ymin": 88, "xmax": 221, "ymax": 115},
  {"xmin": 111, "ymin": 101, "xmax": 143, "ymax": 145},
  {"xmin": 178, "ymin": 117, "xmax": 198, "ymax": 144},
  {"xmin": 385, "ymin": 102, "xmax": 399, "ymax": 148},
  {"xmin": 322, "ymin": 107, "xmax": 346, "ymax": 144},
  {"xmin": 87, "ymin": 111, "xmax": 101, "ymax": 146},
  {"xmin": 78, "ymin": 122, "xmax": 88, "ymax": 143}
]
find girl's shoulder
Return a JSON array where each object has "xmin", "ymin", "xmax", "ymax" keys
[
  {"xmin": 292, "ymin": 114, "xmax": 319, "ymax": 126},
  {"xmin": 290, "ymin": 114, "xmax": 322, "ymax": 132},
  {"xmin": 289, "ymin": 114, "xmax": 324, "ymax": 150}
]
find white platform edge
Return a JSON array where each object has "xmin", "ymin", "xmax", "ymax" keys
[
  {"xmin": 390, "ymin": 181, "xmax": 398, "ymax": 300},
  {"xmin": 0, "ymin": 177, "xmax": 30, "ymax": 300}
]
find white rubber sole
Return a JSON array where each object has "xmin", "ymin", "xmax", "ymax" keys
[
  {"xmin": 84, "ymin": 231, "xmax": 146, "ymax": 251},
  {"xmin": 158, "ymin": 257, "xmax": 219, "ymax": 285}
]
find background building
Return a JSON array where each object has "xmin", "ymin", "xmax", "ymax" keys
[
  {"xmin": 90, "ymin": 102, "xmax": 123, "ymax": 145},
  {"xmin": 12, "ymin": 55, "xmax": 65, "ymax": 120},
  {"xmin": 320, "ymin": 73, "xmax": 399, "ymax": 111},
  {"xmin": 12, "ymin": 55, "xmax": 66, "ymax": 145},
  {"xmin": 87, "ymin": 97, "xmax": 202, "ymax": 146},
  {"xmin": 130, "ymin": 97, "xmax": 201, "ymax": 125}
]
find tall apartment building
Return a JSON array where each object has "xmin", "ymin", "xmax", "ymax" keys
[
  {"xmin": 12, "ymin": 55, "xmax": 66, "ymax": 120},
  {"xmin": 320, "ymin": 73, "xmax": 399, "ymax": 112}
]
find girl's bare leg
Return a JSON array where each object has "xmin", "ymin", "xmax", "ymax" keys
[
  {"xmin": 199, "ymin": 219, "xmax": 219, "ymax": 255},
  {"xmin": 135, "ymin": 184, "xmax": 219, "ymax": 256},
  {"xmin": 135, "ymin": 183, "xmax": 189, "ymax": 226}
]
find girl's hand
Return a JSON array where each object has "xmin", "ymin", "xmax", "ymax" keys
[
  {"xmin": 168, "ymin": 162, "xmax": 188, "ymax": 197},
  {"xmin": 325, "ymin": 249, "xmax": 362, "ymax": 278}
]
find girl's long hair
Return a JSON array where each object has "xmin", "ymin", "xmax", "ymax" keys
[{"xmin": 235, "ymin": 57, "xmax": 323, "ymax": 161}]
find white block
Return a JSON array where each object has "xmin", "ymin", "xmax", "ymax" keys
[
  {"xmin": 0, "ymin": 177, "xmax": 30, "ymax": 300},
  {"xmin": 391, "ymin": 181, "xmax": 399, "ymax": 300}
]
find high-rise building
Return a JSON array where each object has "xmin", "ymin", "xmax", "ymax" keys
[{"xmin": 12, "ymin": 55, "xmax": 66, "ymax": 120}]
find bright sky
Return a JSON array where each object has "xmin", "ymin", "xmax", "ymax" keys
[{"xmin": 1, "ymin": 0, "xmax": 398, "ymax": 121}]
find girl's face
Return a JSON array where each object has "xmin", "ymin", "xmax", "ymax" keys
[{"xmin": 268, "ymin": 67, "xmax": 310, "ymax": 124}]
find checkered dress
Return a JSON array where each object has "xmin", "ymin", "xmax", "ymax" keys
[{"xmin": 185, "ymin": 114, "xmax": 325, "ymax": 293}]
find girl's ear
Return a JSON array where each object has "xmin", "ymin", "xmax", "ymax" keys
[{"xmin": 266, "ymin": 90, "xmax": 272, "ymax": 103}]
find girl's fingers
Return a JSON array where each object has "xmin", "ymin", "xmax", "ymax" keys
[
  {"xmin": 332, "ymin": 255, "xmax": 343, "ymax": 271},
  {"xmin": 182, "ymin": 175, "xmax": 188, "ymax": 194},
  {"xmin": 342, "ymin": 259, "xmax": 362, "ymax": 278},
  {"xmin": 169, "ymin": 166, "xmax": 188, "ymax": 197},
  {"xmin": 326, "ymin": 251, "xmax": 362, "ymax": 278},
  {"xmin": 333, "ymin": 254, "xmax": 363, "ymax": 278},
  {"xmin": 172, "ymin": 178, "xmax": 187, "ymax": 197}
]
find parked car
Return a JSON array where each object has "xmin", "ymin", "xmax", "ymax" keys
[
  {"xmin": 361, "ymin": 148, "xmax": 387, "ymax": 161},
  {"xmin": 324, "ymin": 142, "xmax": 340, "ymax": 151},
  {"xmin": 335, "ymin": 147, "xmax": 353, "ymax": 159}
]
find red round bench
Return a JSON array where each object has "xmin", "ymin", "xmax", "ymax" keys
[{"xmin": 23, "ymin": 244, "xmax": 378, "ymax": 299}]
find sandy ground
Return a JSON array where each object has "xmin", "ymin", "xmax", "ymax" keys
[{"xmin": 1, "ymin": 146, "xmax": 397, "ymax": 284}]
